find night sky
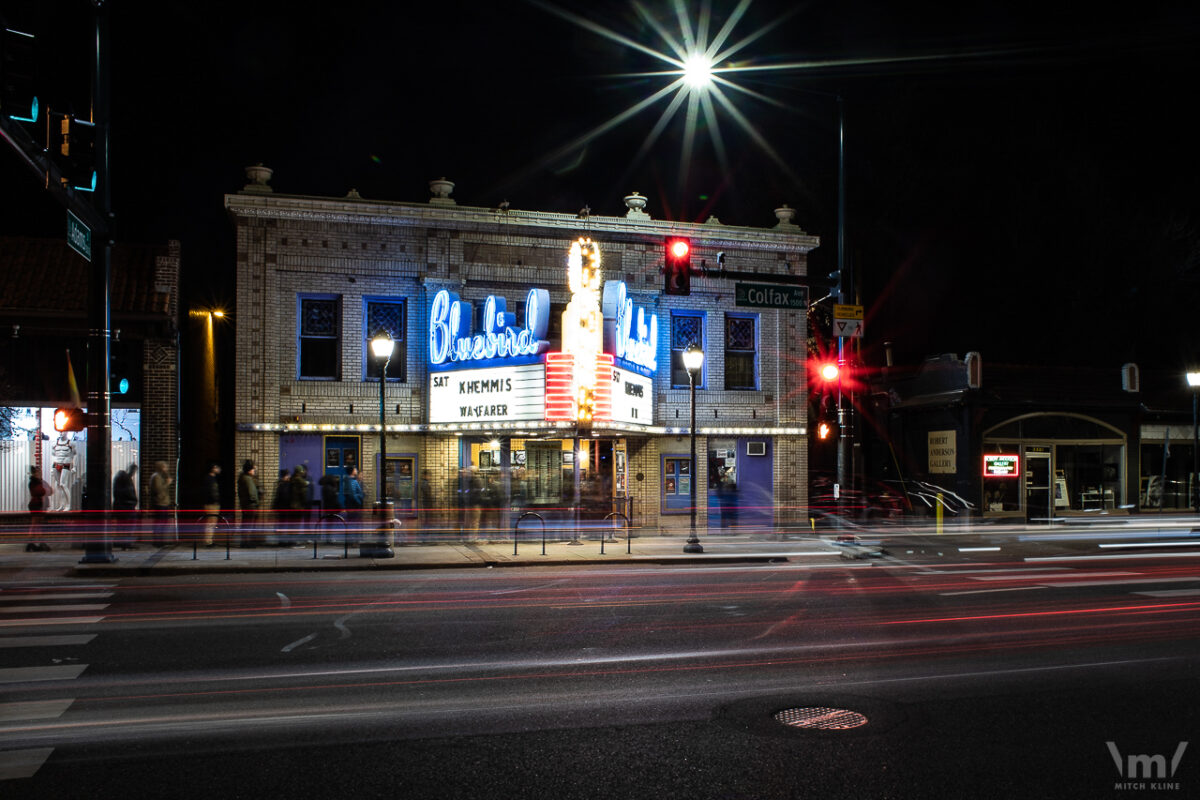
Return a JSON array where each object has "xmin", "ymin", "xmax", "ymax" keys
[{"xmin": 4, "ymin": 0, "xmax": 1200, "ymax": 376}]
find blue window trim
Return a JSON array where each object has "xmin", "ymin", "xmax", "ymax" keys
[
  {"xmin": 661, "ymin": 453, "xmax": 694, "ymax": 514},
  {"xmin": 724, "ymin": 312, "xmax": 759, "ymax": 391},
  {"xmin": 297, "ymin": 293, "xmax": 341, "ymax": 381},
  {"xmin": 362, "ymin": 296, "xmax": 407, "ymax": 382},
  {"xmin": 669, "ymin": 310, "xmax": 706, "ymax": 390}
]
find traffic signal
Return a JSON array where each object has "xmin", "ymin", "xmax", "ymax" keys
[
  {"xmin": 818, "ymin": 362, "xmax": 840, "ymax": 383},
  {"xmin": 817, "ymin": 420, "xmax": 833, "ymax": 440},
  {"xmin": 55, "ymin": 114, "xmax": 96, "ymax": 192},
  {"xmin": 53, "ymin": 407, "xmax": 85, "ymax": 432},
  {"xmin": 664, "ymin": 237, "xmax": 691, "ymax": 295},
  {"xmin": 1, "ymin": 27, "xmax": 38, "ymax": 123}
]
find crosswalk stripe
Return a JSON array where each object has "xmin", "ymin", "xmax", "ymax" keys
[
  {"xmin": 0, "ymin": 634, "xmax": 96, "ymax": 648},
  {"xmin": 0, "ymin": 699, "xmax": 74, "ymax": 722},
  {"xmin": 0, "ymin": 604, "xmax": 110, "ymax": 614},
  {"xmin": 0, "ymin": 748, "xmax": 54, "ymax": 780},
  {"xmin": 0, "ymin": 592, "xmax": 113, "ymax": 602},
  {"xmin": 0, "ymin": 617, "xmax": 105, "ymax": 628},
  {"xmin": 0, "ymin": 665, "xmax": 87, "ymax": 683},
  {"xmin": 1133, "ymin": 588, "xmax": 1200, "ymax": 597}
]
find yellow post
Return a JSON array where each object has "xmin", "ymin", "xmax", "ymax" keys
[{"xmin": 936, "ymin": 492, "xmax": 943, "ymax": 534}]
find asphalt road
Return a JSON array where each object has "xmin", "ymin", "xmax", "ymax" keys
[{"xmin": 3, "ymin": 532, "xmax": 1199, "ymax": 798}]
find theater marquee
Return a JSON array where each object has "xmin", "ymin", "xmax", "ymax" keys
[{"xmin": 428, "ymin": 364, "xmax": 546, "ymax": 424}]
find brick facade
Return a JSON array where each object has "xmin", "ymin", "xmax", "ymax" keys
[{"xmin": 227, "ymin": 173, "xmax": 817, "ymax": 532}]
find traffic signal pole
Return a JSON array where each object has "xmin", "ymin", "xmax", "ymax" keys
[
  {"xmin": 81, "ymin": 0, "xmax": 115, "ymax": 563},
  {"xmin": 834, "ymin": 94, "xmax": 853, "ymax": 523}
]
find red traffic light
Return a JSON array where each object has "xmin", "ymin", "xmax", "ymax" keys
[
  {"xmin": 819, "ymin": 362, "xmax": 840, "ymax": 382},
  {"xmin": 664, "ymin": 237, "xmax": 692, "ymax": 295},
  {"xmin": 53, "ymin": 407, "xmax": 85, "ymax": 432}
]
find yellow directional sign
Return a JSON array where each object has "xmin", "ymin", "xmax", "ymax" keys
[{"xmin": 833, "ymin": 304, "xmax": 863, "ymax": 320}]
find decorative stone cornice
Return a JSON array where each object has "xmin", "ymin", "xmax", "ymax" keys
[{"xmin": 225, "ymin": 192, "xmax": 820, "ymax": 254}]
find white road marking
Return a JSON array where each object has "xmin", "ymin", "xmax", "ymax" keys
[
  {"xmin": 968, "ymin": 571, "xmax": 1136, "ymax": 582},
  {"xmin": 0, "ymin": 604, "xmax": 110, "ymax": 614},
  {"xmin": 0, "ymin": 699, "xmax": 74, "ymax": 722},
  {"xmin": 1099, "ymin": 541, "xmax": 1200, "ymax": 549},
  {"xmin": 1133, "ymin": 588, "xmax": 1200, "ymax": 598},
  {"xmin": 1041, "ymin": 576, "xmax": 1200, "ymax": 588},
  {"xmin": 0, "ymin": 635, "xmax": 96, "ymax": 648},
  {"xmin": 940, "ymin": 586, "xmax": 1050, "ymax": 596},
  {"xmin": 0, "ymin": 665, "xmax": 88, "ymax": 684},
  {"xmin": 0, "ymin": 592, "xmax": 113, "ymax": 602},
  {"xmin": 0, "ymin": 748, "xmax": 54, "ymax": 780},
  {"xmin": 276, "ymin": 592, "xmax": 291, "ymax": 608},
  {"xmin": 281, "ymin": 633, "xmax": 317, "ymax": 653},
  {"xmin": 0, "ymin": 617, "xmax": 106, "ymax": 628},
  {"xmin": 1027, "ymin": 551, "xmax": 1200, "ymax": 562}
]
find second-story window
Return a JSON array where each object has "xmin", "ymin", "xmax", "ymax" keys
[
  {"xmin": 365, "ymin": 298, "xmax": 406, "ymax": 381},
  {"xmin": 724, "ymin": 314, "xmax": 758, "ymax": 390},
  {"xmin": 670, "ymin": 311, "xmax": 705, "ymax": 389},
  {"xmin": 298, "ymin": 295, "xmax": 340, "ymax": 380}
]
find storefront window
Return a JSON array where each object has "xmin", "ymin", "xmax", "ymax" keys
[
  {"xmin": 982, "ymin": 443, "xmax": 1022, "ymax": 512},
  {"xmin": 662, "ymin": 455, "xmax": 692, "ymax": 512},
  {"xmin": 1056, "ymin": 444, "xmax": 1122, "ymax": 511},
  {"xmin": 1139, "ymin": 443, "xmax": 1196, "ymax": 510}
]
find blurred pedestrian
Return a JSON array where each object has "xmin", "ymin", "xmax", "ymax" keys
[
  {"xmin": 288, "ymin": 464, "xmax": 311, "ymax": 545},
  {"xmin": 271, "ymin": 469, "xmax": 290, "ymax": 545},
  {"xmin": 343, "ymin": 467, "xmax": 364, "ymax": 539},
  {"xmin": 417, "ymin": 468, "xmax": 436, "ymax": 535},
  {"xmin": 318, "ymin": 472, "xmax": 342, "ymax": 542},
  {"xmin": 237, "ymin": 460, "xmax": 262, "ymax": 547},
  {"xmin": 113, "ymin": 463, "xmax": 139, "ymax": 549},
  {"xmin": 26, "ymin": 466, "xmax": 51, "ymax": 551},
  {"xmin": 149, "ymin": 461, "xmax": 174, "ymax": 546},
  {"xmin": 202, "ymin": 461, "xmax": 221, "ymax": 547}
]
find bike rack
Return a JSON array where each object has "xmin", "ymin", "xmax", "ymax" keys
[
  {"xmin": 513, "ymin": 511, "xmax": 546, "ymax": 556},
  {"xmin": 316, "ymin": 513, "xmax": 348, "ymax": 559},
  {"xmin": 601, "ymin": 511, "xmax": 630, "ymax": 555},
  {"xmin": 192, "ymin": 513, "xmax": 231, "ymax": 560}
]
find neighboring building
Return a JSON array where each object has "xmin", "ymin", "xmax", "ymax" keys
[
  {"xmin": 0, "ymin": 236, "xmax": 181, "ymax": 512},
  {"xmin": 867, "ymin": 354, "xmax": 1181, "ymax": 521},
  {"xmin": 225, "ymin": 168, "xmax": 819, "ymax": 533}
]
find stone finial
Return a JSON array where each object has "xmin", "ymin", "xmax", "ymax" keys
[
  {"xmin": 704, "ymin": 214, "xmax": 723, "ymax": 225},
  {"xmin": 774, "ymin": 204, "xmax": 796, "ymax": 227},
  {"xmin": 243, "ymin": 163, "xmax": 274, "ymax": 194},
  {"xmin": 624, "ymin": 191, "xmax": 650, "ymax": 219},
  {"xmin": 345, "ymin": 188, "xmax": 363, "ymax": 200},
  {"xmin": 429, "ymin": 177, "xmax": 456, "ymax": 205}
]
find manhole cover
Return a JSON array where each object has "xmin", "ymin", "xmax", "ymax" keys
[{"xmin": 774, "ymin": 706, "xmax": 869, "ymax": 730}]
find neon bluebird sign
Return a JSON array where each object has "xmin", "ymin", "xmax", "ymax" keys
[
  {"xmin": 429, "ymin": 288, "xmax": 550, "ymax": 367},
  {"xmin": 602, "ymin": 280, "xmax": 658, "ymax": 373}
]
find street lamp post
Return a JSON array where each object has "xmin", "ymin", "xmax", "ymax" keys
[
  {"xmin": 1188, "ymin": 371, "xmax": 1200, "ymax": 514},
  {"xmin": 363, "ymin": 333, "xmax": 396, "ymax": 558},
  {"xmin": 683, "ymin": 344, "xmax": 704, "ymax": 554}
]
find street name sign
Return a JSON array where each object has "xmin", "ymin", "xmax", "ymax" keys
[
  {"xmin": 734, "ymin": 282, "xmax": 808, "ymax": 309},
  {"xmin": 67, "ymin": 210, "xmax": 91, "ymax": 262}
]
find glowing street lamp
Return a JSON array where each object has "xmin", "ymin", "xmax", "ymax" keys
[
  {"xmin": 682, "ymin": 343, "xmax": 705, "ymax": 554},
  {"xmin": 363, "ymin": 332, "xmax": 396, "ymax": 558}
]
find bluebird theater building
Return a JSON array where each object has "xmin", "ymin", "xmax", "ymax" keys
[{"xmin": 227, "ymin": 169, "xmax": 817, "ymax": 535}]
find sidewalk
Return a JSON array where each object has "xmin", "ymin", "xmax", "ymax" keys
[{"xmin": 1, "ymin": 528, "xmax": 848, "ymax": 576}]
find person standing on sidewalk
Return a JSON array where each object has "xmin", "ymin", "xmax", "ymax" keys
[
  {"xmin": 148, "ymin": 461, "xmax": 174, "ymax": 546},
  {"xmin": 27, "ymin": 466, "xmax": 51, "ymax": 551},
  {"xmin": 237, "ymin": 460, "xmax": 262, "ymax": 547},
  {"xmin": 202, "ymin": 462, "xmax": 221, "ymax": 547},
  {"xmin": 343, "ymin": 467, "xmax": 364, "ymax": 539},
  {"xmin": 112, "ymin": 464, "xmax": 139, "ymax": 549},
  {"xmin": 271, "ymin": 469, "xmax": 290, "ymax": 545}
]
